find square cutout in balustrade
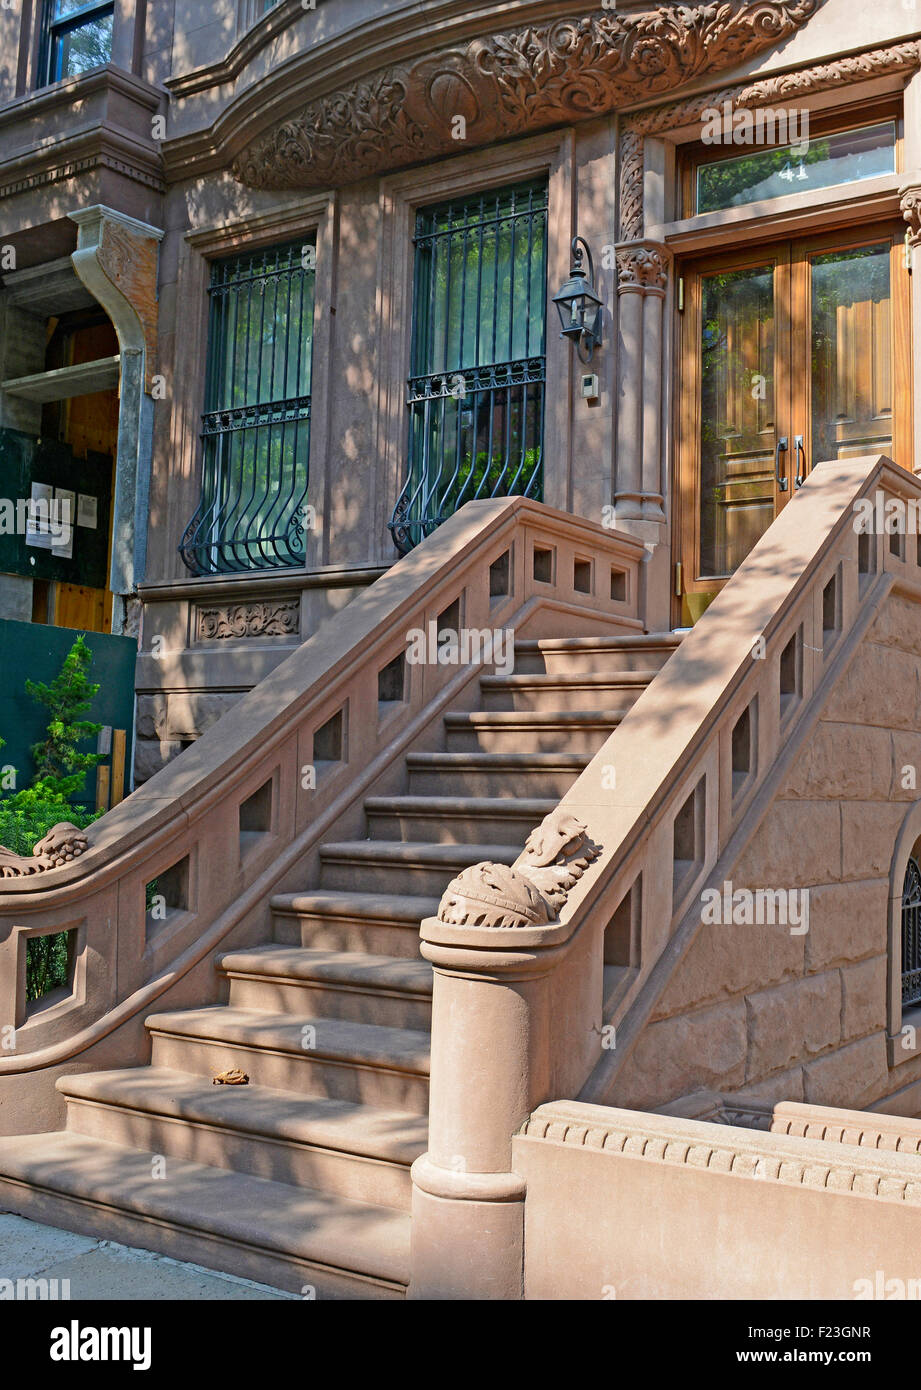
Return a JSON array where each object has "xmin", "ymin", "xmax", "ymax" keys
[
  {"xmin": 239, "ymin": 777, "xmax": 275, "ymax": 859},
  {"xmin": 779, "ymin": 629, "xmax": 801, "ymax": 717},
  {"xmin": 313, "ymin": 708, "xmax": 345, "ymax": 764},
  {"xmin": 378, "ymin": 652, "xmax": 406, "ymax": 705},
  {"xmin": 490, "ymin": 549, "xmax": 511, "ymax": 599},
  {"xmin": 533, "ymin": 547, "xmax": 554, "ymax": 584},
  {"xmin": 610, "ymin": 568, "xmax": 627, "ymax": 602},
  {"xmin": 24, "ymin": 928, "xmax": 77, "ymax": 1016},
  {"xmin": 146, "ymin": 856, "xmax": 190, "ymax": 940},
  {"xmin": 730, "ymin": 701, "xmax": 755, "ymax": 796},
  {"xmin": 673, "ymin": 777, "xmax": 705, "ymax": 900},
  {"xmin": 573, "ymin": 558, "xmax": 593, "ymax": 595}
]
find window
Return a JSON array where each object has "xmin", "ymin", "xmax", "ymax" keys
[
  {"xmin": 42, "ymin": 0, "xmax": 114, "ymax": 84},
  {"xmin": 695, "ymin": 121, "xmax": 896, "ymax": 215},
  {"xmin": 389, "ymin": 180, "xmax": 548, "ymax": 553},
  {"xmin": 902, "ymin": 857, "xmax": 921, "ymax": 1009},
  {"xmin": 179, "ymin": 239, "xmax": 316, "ymax": 576}
]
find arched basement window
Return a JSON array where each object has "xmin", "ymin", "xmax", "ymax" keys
[{"xmin": 902, "ymin": 856, "xmax": 921, "ymax": 1009}]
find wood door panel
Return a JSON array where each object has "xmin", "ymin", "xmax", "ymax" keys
[{"xmin": 675, "ymin": 221, "xmax": 912, "ymax": 624}]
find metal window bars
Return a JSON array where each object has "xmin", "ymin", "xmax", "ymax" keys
[
  {"xmin": 179, "ymin": 239, "xmax": 315, "ymax": 576},
  {"xmin": 389, "ymin": 181, "xmax": 549, "ymax": 554},
  {"xmin": 903, "ymin": 856, "xmax": 921, "ymax": 1008}
]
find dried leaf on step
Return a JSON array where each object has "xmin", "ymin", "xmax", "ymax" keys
[{"xmin": 212, "ymin": 1067, "xmax": 249, "ymax": 1086}]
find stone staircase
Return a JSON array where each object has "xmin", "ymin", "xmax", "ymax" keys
[{"xmin": 0, "ymin": 632, "xmax": 679, "ymax": 1298}]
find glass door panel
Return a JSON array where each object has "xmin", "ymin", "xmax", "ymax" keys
[
  {"xmin": 808, "ymin": 243, "xmax": 893, "ymax": 467},
  {"xmin": 698, "ymin": 263, "xmax": 781, "ymax": 579}
]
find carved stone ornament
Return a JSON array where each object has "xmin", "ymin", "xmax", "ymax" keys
[
  {"xmin": 196, "ymin": 598, "xmax": 300, "ymax": 641},
  {"xmin": 233, "ymin": 2, "xmax": 818, "ymax": 191},
  {"xmin": 0, "ymin": 823, "xmax": 89, "ymax": 880},
  {"xmin": 615, "ymin": 242, "xmax": 670, "ymax": 292},
  {"xmin": 620, "ymin": 38, "xmax": 921, "ymax": 238},
  {"xmin": 437, "ymin": 808, "xmax": 601, "ymax": 928},
  {"xmin": 901, "ymin": 184, "xmax": 921, "ymax": 247}
]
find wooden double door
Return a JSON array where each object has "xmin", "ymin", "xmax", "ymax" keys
[{"xmin": 675, "ymin": 223, "xmax": 912, "ymax": 623}]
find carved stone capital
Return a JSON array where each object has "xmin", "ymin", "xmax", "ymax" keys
[
  {"xmin": 233, "ymin": 2, "xmax": 818, "ymax": 192},
  {"xmin": 615, "ymin": 241, "xmax": 670, "ymax": 295},
  {"xmin": 0, "ymin": 823, "xmax": 89, "ymax": 879},
  {"xmin": 901, "ymin": 183, "xmax": 921, "ymax": 247},
  {"xmin": 436, "ymin": 808, "xmax": 601, "ymax": 927}
]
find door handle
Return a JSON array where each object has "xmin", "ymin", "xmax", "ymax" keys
[
  {"xmin": 794, "ymin": 434, "xmax": 806, "ymax": 489},
  {"xmin": 774, "ymin": 436, "xmax": 788, "ymax": 492}
]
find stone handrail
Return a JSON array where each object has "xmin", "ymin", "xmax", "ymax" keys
[
  {"xmin": 412, "ymin": 452, "xmax": 918, "ymax": 1299},
  {"xmin": 0, "ymin": 496, "xmax": 644, "ymax": 1089}
]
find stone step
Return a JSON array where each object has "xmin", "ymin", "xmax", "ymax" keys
[
  {"xmin": 0, "ymin": 1131, "xmax": 410, "ymax": 1298},
  {"xmin": 319, "ymin": 839, "xmax": 519, "ymax": 897},
  {"xmin": 479, "ymin": 671, "xmax": 655, "ymax": 712},
  {"xmin": 443, "ymin": 708, "xmax": 625, "ymax": 754},
  {"xmin": 363, "ymin": 795, "xmax": 557, "ymax": 844},
  {"xmin": 59, "ymin": 1067, "xmax": 427, "ymax": 1211},
  {"xmin": 217, "ymin": 945, "xmax": 433, "ymax": 1029},
  {"xmin": 405, "ymin": 750, "xmax": 589, "ymax": 798},
  {"xmin": 513, "ymin": 632, "xmax": 681, "ymax": 675},
  {"xmin": 271, "ymin": 891, "xmax": 438, "ymax": 956},
  {"xmin": 147, "ymin": 1006, "xmax": 431, "ymax": 1113}
]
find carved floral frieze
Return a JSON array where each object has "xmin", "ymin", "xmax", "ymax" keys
[
  {"xmin": 233, "ymin": 2, "xmax": 818, "ymax": 191},
  {"xmin": 195, "ymin": 598, "xmax": 301, "ymax": 641}
]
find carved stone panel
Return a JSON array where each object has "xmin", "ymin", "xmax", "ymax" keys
[
  {"xmin": 233, "ymin": 2, "xmax": 819, "ymax": 191},
  {"xmin": 195, "ymin": 597, "xmax": 301, "ymax": 641}
]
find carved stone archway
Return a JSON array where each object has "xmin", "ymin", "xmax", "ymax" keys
[{"xmin": 231, "ymin": 1, "xmax": 820, "ymax": 192}]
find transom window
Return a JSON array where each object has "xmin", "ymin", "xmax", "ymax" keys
[
  {"xmin": 42, "ymin": 0, "xmax": 114, "ymax": 85},
  {"xmin": 696, "ymin": 121, "xmax": 896, "ymax": 215},
  {"xmin": 179, "ymin": 239, "xmax": 315, "ymax": 576},
  {"xmin": 903, "ymin": 857, "xmax": 921, "ymax": 1009},
  {"xmin": 684, "ymin": 106, "xmax": 900, "ymax": 218},
  {"xmin": 389, "ymin": 180, "xmax": 548, "ymax": 553}
]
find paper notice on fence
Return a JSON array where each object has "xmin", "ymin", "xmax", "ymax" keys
[
  {"xmin": 77, "ymin": 493, "xmax": 98, "ymax": 529},
  {"xmin": 25, "ymin": 481, "xmax": 53, "ymax": 549},
  {"xmin": 51, "ymin": 488, "xmax": 75, "ymax": 559}
]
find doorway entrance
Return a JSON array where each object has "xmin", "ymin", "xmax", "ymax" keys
[{"xmin": 674, "ymin": 222, "xmax": 912, "ymax": 624}]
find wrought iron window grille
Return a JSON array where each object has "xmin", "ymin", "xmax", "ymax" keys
[
  {"xmin": 390, "ymin": 180, "xmax": 549, "ymax": 554},
  {"xmin": 179, "ymin": 239, "xmax": 316, "ymax": 576},
  {"xmin": 902, "ymin": 855, "xmax": 921, "ymax": 1009}
]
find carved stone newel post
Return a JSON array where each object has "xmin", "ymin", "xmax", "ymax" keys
[{"xmin": 409, "ymin": 810, "xmax": 599, "ymax": 1300}]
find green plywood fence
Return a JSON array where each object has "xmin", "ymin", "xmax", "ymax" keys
[
  {"xmin": 0, "ymin": 621, "xmax": 136, "ymax": 807},
  {"xmin": 0, "ymin": 427, "xmax": 112, "ymax": 589}
]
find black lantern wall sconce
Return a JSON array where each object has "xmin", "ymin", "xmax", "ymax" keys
[{"xmin": 552, "ymin": 236, "xmax": 603, "ymax": 364}]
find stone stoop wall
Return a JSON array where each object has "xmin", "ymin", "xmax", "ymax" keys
[
  {"xmin": 515, "ymin": 1100, "xmax": 921, "ymax": 1301},
  {"xmin": 612, "ymin": 588, "xmax": 921, "ymax": 1116}
]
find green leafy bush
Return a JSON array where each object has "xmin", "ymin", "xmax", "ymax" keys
[{"xmin": 0, "ymin": 635, "xmax": 105, "ymax": 857}]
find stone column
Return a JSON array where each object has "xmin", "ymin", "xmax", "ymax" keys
[
  {"xmin": 901, "ymin": 181, "xmax": 921, "ymax": 476},
  {"xmin": 69, "ymin": 205, "xmax": 164, "ymax": 634},
  {"xmin": 611, "ymin": 240, "xmax": 672, "ymax": 630},
  {"xmin": 613, "ymin": 240, "xmax": 670, "ymax": 524}
]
